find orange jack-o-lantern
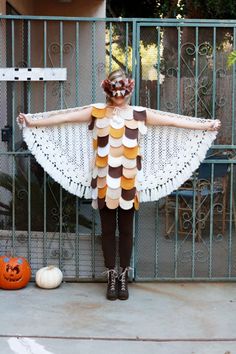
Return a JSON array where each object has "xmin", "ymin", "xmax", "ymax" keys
[{"xmin": 0, "ymin": 256, "xmax": 31, "ymax": 290}]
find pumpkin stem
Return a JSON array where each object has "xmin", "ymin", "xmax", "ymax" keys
[{"xmin": 47, "ymin": 265, "xmax": 55, "ymax": 270}]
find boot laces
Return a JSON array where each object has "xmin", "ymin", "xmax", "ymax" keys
[
  {"xmin": 102, "ymin": 269, "xmax": 118, "ymax": 291},
  {"xmin": 119, "ymin": 267, "xmax": 132, "ymax": 291}
]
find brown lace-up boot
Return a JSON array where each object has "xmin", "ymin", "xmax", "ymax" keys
[
  {"xmin": 118, "ymin": 267, "xmax": 131, "ymax": 300},
  {"xmin": 103, "ymin": 269, "xmax": 118, "ymax": 300}
]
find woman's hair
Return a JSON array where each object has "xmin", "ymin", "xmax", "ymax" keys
[
  {"xmin": 107, "ymin": 69, "xmax": 127, "ymax": 81},
  {"xmin": 101, "ymin": 69, "xmax": 134, "ymax": 103}
]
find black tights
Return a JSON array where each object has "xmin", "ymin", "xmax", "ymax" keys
[{"xmin": 99, "ymin": 206, "xmax": 135, "ymax": 269}]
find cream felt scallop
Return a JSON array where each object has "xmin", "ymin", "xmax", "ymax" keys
[{"xmin": 35, "ymin": 266, "xmax": 63, "ymax": 289}]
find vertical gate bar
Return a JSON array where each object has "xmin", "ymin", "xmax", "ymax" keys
[
  {"xmin": 194, "ymin": 27, "xmax": 199, "ymax": 116},
  {"xmin": 91, "ymin": 21, "xmax": 96, "ymax": 102},
  {"xmin": 133, "ymin": 210, "xmax": 139, "ymax": 279},
  {"xmin": 27, "ymin": 156, "xmax": 31, "ymax": 261},
  {"xmin": 59, "ymin": 20, "xmax": 64, "ymax": 270},
  {"xmin": 174, "ymin": 25, "xmax": 182, "ymax": 278},
  {"xmin": 75, "ymin": 21, "xmax": 80, "ymax": 106},
  {"xmin": 177, "ymin": 26, "xmax": 181, "ymax": 114},
  {"xmin": 43, "ymin": 20, "xmax": 47, "ymax": 266},
  {"xmin": 232, "ymin": 28, "xmax": 236, "ymax": 145},
  {"xmin": 154, "ymin": 201, "xmax": 159, "ymax": 278},
  {"xmin": 27, "ymin": 20, "xmax": 32, "ymax": 261},
  {"xmin": 212, "ymin": 27, "xmax": 216, "ymax": 120},
  {"xmin": 156, "ymin": 26, "xmax": 161, "ymax": 110},
  {"xmin": 109, "ymin": 22, "xmax": 112, "ymax": 73},
  {"xmin": 208, "ymin": 163, "xmax": 214, "ymax": 278},
  {"xmin": 125, "ymin": 22, "xmax": 129, "ymax": 73},
  {"xmin": 11, "ymin": 19, "xmax": 16, "ymax": 252},
  {"xmin": 174, "ymin": 192, "xmax": 179, "ymax": 278},
  {"xmin": 191, "ymin": 175, "xmax": 197, "ymax": 279},
  {"xmin": 91, "ymin": 21, "xmax": 96, "ymax": 277},
  {"xmin": 75, "ymin": 21, "xmax": 80, "ymax": 277},
  {"xmin": 133, "ymin": 21, "xmax": 139, "ymax": 105},
  {"xmin": 75, "ymin": 199, "xmax": 80, "ymax": 278},
  {"xmin": 228, "ymin": 164, "xmax": 234, "ymax": 278}
]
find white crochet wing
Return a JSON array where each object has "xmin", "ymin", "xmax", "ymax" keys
[
  {"xmin": 19, "ymin": 106, "xmax": 94, "ymax": 199},
  {"xmin": 138, "ymin": 108, "xmax": 219, "ymax": 202}
]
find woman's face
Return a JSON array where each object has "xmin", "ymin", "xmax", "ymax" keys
[
  {"xmin": 108, "ymin": 75, "xmax": 131, "ymax": 107},
  {"xmin": 109, "ymin": 95, "xmax": 127, "ymax": 106}
]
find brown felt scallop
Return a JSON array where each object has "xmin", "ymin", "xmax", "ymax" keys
[
  {"xmin": 121, "ymin": 187, "xmax": 136, "ymax": 201},
  {"xmin": 133, "ymin": 109, "xmax": 147, "ymax": 122},
  {"xmin": 88, "ymin": 116, "xmax": 96, "ymax": 130},
  {"xmin": 125, "ymin": 127, "xmax": 138, "ymax": 139},
  {"xmin": 98, "ymin": 197, "xmax": 106, "ymax": 209},
  {"xmin": 137, "ymin": 155, "xmax": 142, "ymax": 171},
  {"xmin": 97, "ymin": 135, "xmax": 109, "ymax": 147},
  {"xmin": 108, "ymin": 165, "xmax": 123, "ymax": 178},
  {"xmin": 91, "ymin": 177, "xmax": 97, "ymax": 188}
]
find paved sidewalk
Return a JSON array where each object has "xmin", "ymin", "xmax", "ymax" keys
[{"xmin": 0, "ymin": 282, "xmax": 235, "ymax": 353}]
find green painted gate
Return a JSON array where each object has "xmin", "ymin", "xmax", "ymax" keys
[{"xmin": 0, "ymin": 16, "xmax": 235, "ymax": 280}]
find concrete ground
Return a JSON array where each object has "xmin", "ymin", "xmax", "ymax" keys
[{"xmin": 0, "ymin": 282, "xmax": 235, "ymax": 354}]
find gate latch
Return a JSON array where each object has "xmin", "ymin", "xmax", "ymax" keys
[{"xmin": 1, "ymin": 125, "xmax": 12, "ymax": 142}]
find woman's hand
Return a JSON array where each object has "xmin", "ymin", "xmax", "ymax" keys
[
  {"xmin": 207, "ymin": 119, "xmax": 221, "ymax": 131},
  {"xmin": 17, "ymin": 113, "xmax": 32, "ymax": 127}
]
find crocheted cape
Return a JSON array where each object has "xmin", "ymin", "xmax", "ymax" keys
[{"xmin": 19, "ymin": 104, "xmax": 218, "ymax": 202}]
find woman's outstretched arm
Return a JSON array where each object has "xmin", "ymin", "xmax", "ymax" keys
[
  {"xmin": 146, "ymin": 109, "xmax": 221, "ymax": 131},
  {"xmin": 17, "ymin": 106, "xmax": 93, "ymax": 128}
]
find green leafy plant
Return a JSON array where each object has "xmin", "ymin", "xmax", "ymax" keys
[{"xmin": 227, "ymin": 50, "xmax": 236, "ymax": 68}]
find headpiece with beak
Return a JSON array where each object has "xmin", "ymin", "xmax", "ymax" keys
[{"xmin": 101, "ymin": 78, "xmax": 135, "ymax": 97}]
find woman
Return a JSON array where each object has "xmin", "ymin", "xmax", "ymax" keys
[{"xmin": 17, "ymin": 69, "xmax": 221, "ymax": 301}]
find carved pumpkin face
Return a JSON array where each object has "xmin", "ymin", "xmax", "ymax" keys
[{"xmin": 0, "ymin": 256, "xmax": 31, "ymax": 290}]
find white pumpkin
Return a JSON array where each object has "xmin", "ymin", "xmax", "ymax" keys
[{"xmin": 35, "ymin": 266, "xmax": 63, "ymax": 289}]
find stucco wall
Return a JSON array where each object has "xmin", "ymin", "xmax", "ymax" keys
[
  {"xmin": 0, "ymin": 0, "xmax": 106, "ymax": 17},
  {"xmin": 35, "ymin": 0, "xmax": 105, "ymax": 17}
]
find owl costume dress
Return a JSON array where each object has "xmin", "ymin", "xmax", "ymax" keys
[{"xmin": 18, "ymin": 102, "xmax": 218, "ymax": 209}]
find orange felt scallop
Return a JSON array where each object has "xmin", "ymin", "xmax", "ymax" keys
[
  {"xmin": 92, "ymin": 106, "xmax": 106, "ymax": 118},
  {"xmin": 110, "ymin": 126, "xmax": 124, "ymax": 138},
  {"xmin": 121, "ymin": 176, "xmax": 135, "ymax": 190},
  {"xmin": 134, "ymin": 194, "xmax": 139, "ymax": 210},
  {"xmin": 98, "ymin": 185, "xmax": 107, "ymax": 199},
  {"xmin": 123, "ymin": 146, "xmax": 138, "ymax": 159},
  {"xmin": 93, "ymin": 139, "xmax": 98, "ymax": 150},
  {"xmin": 96, "ymin": 155, "xmax": 108, "ymax": 168}
]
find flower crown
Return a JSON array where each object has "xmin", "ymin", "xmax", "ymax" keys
[{"xmin": 101, "ymin": 78, "xmax": 135, "ymax": 97}]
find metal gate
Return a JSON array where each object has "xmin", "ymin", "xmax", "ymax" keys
[{"xmin": 0, "ymin": 16, "xmax": 235, "ymax": 281}]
